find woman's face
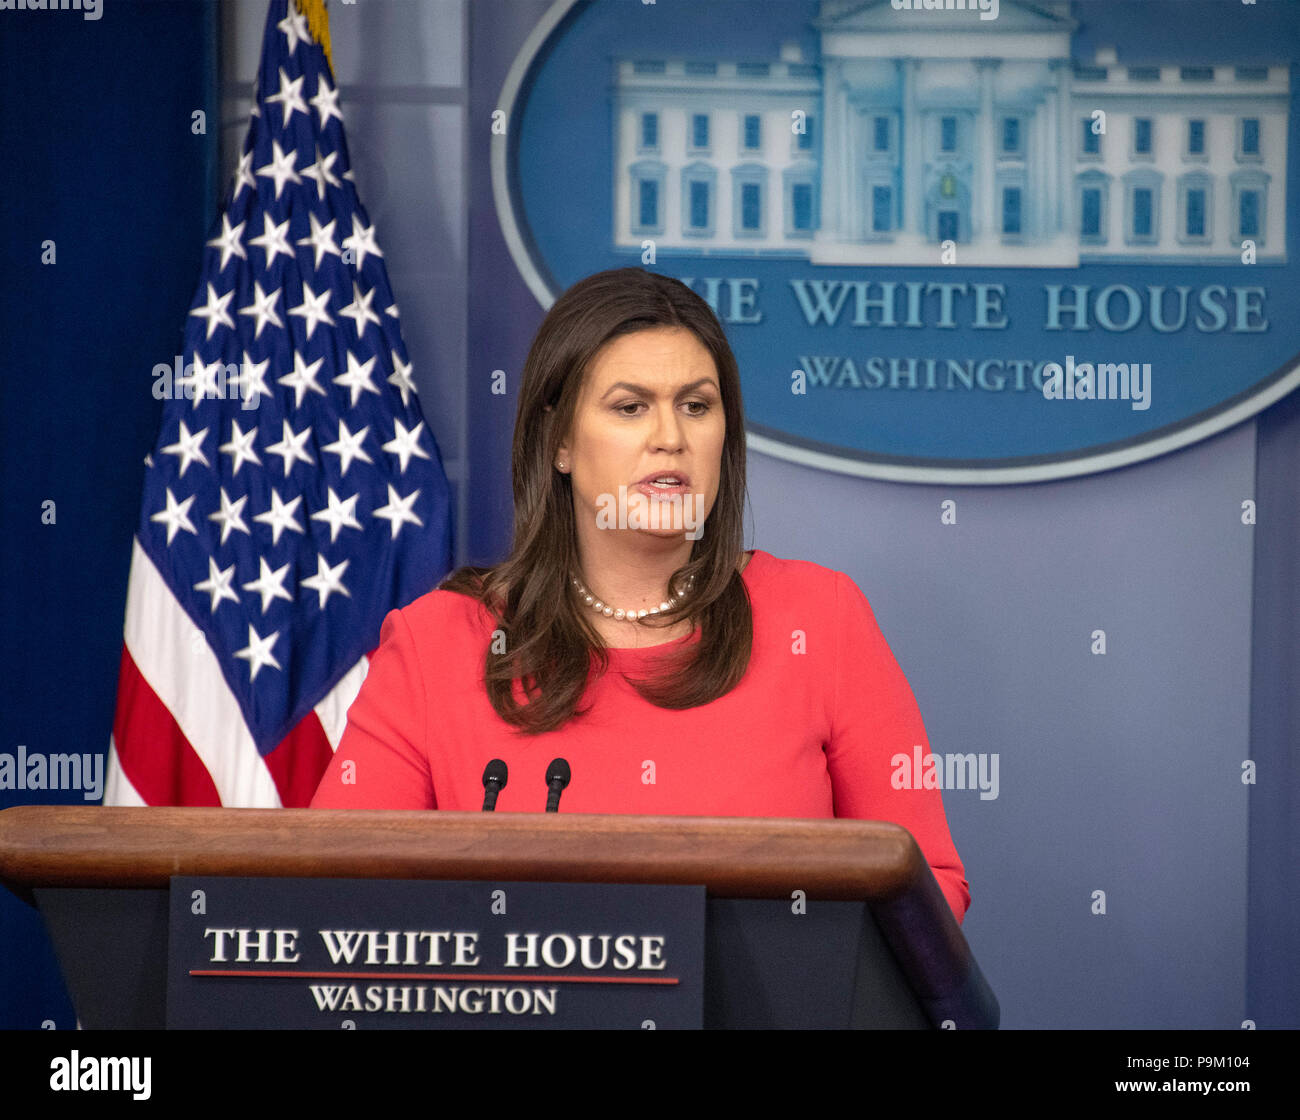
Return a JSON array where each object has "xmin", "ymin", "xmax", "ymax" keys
[{"xmin": 557, "ymin": 326, "xmax": 726, "ymax": 547}]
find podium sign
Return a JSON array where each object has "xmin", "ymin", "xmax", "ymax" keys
[{"xmin": 166, "ymin": 877, "xmax": 706, "ymax": 1029}]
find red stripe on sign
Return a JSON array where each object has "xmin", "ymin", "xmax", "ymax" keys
[
  {"xmin": 265, "ymin": 710, "xmax": 334, "ymax": 808},
  {"xmin": 190, "ymin": 971, "xmax": 680, "ymax": 985},
  {"xmin": 111, "ymin": 645, "xmax": 221, "ymax": 806}
]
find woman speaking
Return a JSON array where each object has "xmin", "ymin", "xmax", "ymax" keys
[{"xmin": 311, "ymin": 267, "xmax": 970, "ymax": 925}]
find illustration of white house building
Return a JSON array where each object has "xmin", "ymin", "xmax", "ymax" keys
[{"xmin": 611, "ymin": 0, "xmax": 1288, "ymax": 266}]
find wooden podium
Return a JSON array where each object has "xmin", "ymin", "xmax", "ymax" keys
[{"xmin": 0, "ymin": 806, "xmax": 998, "ymax": 1029}]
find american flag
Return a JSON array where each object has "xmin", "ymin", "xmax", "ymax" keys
[{"xmin": 105, "ymin": 0, "xmax": 452, "ymax": 807}]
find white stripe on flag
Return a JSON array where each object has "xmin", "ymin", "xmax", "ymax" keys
[
  {"xmin": 103, "ymin": 736, "xmax": 148, "ymax": 806},
  {"xmin": 314, "ymin": 654, "xmax": 369, "ymax": 750},
  {"xmin": 122, "ymin": 538, "xmax": 283, "ymax": 808}
]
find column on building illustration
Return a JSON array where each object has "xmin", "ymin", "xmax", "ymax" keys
[{"xmin": 610, "ymin": 1, "xmax": 1286, "ymax": 268}]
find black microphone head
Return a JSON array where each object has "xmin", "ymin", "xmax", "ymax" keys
[
  {"xmin": 545, "ymin": 758, "xmax": 571, "ymax": 789},
  {"xmin": 482, "ymin": 759, "xmax": 508, "ymax": 788}
]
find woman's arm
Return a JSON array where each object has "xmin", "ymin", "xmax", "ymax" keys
[
  {"xmin": 824, "ymin": 570, "xmax": 971, "ymax": 924},
  {"xmin": 310, "ymin": 607, "xmax": 436, "ymax": 809}
]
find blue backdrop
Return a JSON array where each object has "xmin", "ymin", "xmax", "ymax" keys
[{"xmin": 0, "ymin": 0, "xmax": 218, "ymax": 1028}]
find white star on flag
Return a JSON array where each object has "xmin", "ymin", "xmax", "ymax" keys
[
  {"xmin": 383, "ymin": 418, "xmax": 432, "ymax": 474},
  {"xmin": 208, "ymin": 488, "xmax": 251, "ymax": 544},
  {"xmin": 323, "ymin": 419, "xmax": 373, "ymax": 475},
  {"xmin": 253, "ymin": 488, "xmax": 305, "ymax": 545},
  {"xmin": 189, "ymin": 284, "xmax": 235, "ymax": 340},
  {"xmin": 194, "ymin": 557, "xmax": 241, "ymax": 613},
  {"xmin": 301, "ymin": 553, "xmax": 351, "ymax": 608},
  {"xmin": 266, "ymin": 66, "xmax": 308, "ymax": 128},
  {"xmin": 207, "ymin": 214, "xmax": 247, "ymax": 271},
  {"xmin": 311, "ymin": 487, "xmax": 363, "ymax": 542},
  {"xmin": 243, "ymin": 557, "xmax": 294, "ymax": 614},
  {"xmin": 162, "ymin": 420, "xmax": 210, "ymax": 476},
  {"xmin": 151, "ymin": 488, "xmax": 198, "ymax": 544},
  {"xmin": 372, "ymin": 484, "xmax": 423, "ymax": 539},
  {"xmin": 234, "ymin": 624, "xmax": 282, "ymax": 681}
]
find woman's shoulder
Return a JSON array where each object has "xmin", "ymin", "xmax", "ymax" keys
[
  {"xmin": 747, "ymin": 549, "xmax": 852, "ymax": 598},
  {"xmin": 393, "ymin": 579, "xmax": 498, "ymax": 638}
]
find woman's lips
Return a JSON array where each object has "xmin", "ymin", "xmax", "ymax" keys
[{"xmin": 634, "ymin": 480, "xmax": 691, "ymax": 498}]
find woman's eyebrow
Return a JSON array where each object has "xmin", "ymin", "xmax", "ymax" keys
[{"xmin": 599, "ymin": 377, "xmax": 719, "ymax": 400}]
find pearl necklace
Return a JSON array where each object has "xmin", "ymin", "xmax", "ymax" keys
[{"xmin": 570, "ymin": 572, "xmax": 694, "ymax": 622}]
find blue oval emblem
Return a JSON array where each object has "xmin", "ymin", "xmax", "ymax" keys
[{"xmin": 495, "ymin": 0, "xmax": 1300, "ymax": 482}]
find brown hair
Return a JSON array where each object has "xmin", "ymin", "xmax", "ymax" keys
[{"xmin": 439, "ymin": 267, "xmax": 753, "ymax": 733}]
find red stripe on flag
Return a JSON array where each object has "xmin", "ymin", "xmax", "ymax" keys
[
  {"xmin": 264, "ymin": 711, "xmax": 334, "ymax": 808},
  {"xmin": 111, "ymin": 645, "xmax": 221, "ymax": 806}
]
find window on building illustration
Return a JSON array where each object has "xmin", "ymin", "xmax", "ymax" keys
[
  {"xmin": 1128, "ymin": 67, "xmax": 1159, "ymax": 81},
  {"xmin": 741, "ymin": 182, "xmax": 761, "ymax": 230},
  {"xmin": 1134, "ymin": 118, "xmax": 1152, "ymax": 155},
  {"xmin": 1002, "ymin": 117, "xmax": 1020, "ymax": 154},
  {"xmin": 689, "ymin": 181, "xmax": 709, "ymax": 230},
  {"xmin": 1188, "ymin": 120, "xmax": 1204, "ymax": 154},
  {"xmin": 1082, "ymin": 118, "xmax": 1100, "ymax": 155},
  {"xmin": 744, "ymin": 114, "xmax": 761, "ymax": 151},
  {"xmin": 1133, "ymin": 188, "xmax": 1153, "ymax": 237},
  {"xmin": 797, "ymin": 116, "xmax": 815, "ymax": 151},
  {"xmin": 872, "ymin": 185, "xmax": 892, "ymax": 232},
  {"xmin": 1186, "ymin": 188, "xmax": 1205, "ymax": 237},
  {"xmin": 692, "ymin": 114, "xmax": 710, "ymax": 149},
  {"xmin": 1180, "ymin": 66, "xmax": 1214, "ymax": 82},
  {"xmin": 1235, "ymin": 67, "xmax": 1268, "ymax": 81},
  {"xmin": 639, "ymin": 180, "xmax": 658, "ymax": 228},
  {"xmin": 941, "ymin": 116, "xmax": 957, "ymax": 153},
  {"xmin": 641, "ymin": 113, "xmax": 658, "ymax": 149},
  {"xmin": 873, "ymin": 116, "xmax": 889, "ymax": 153},
  {"xmin": 1240, "ymin": 190, "xmax": 1260, "ymax": 238},
  {"xmin": 1002, "ymin": 187, "xmax": 1022, "ymax": 235},
  {"xmin": 1081, "ymin": 188, "xmax": 1102, "ymax": 237},
  {"xmin": 792, "ymin": 182, "xmax": 813, "ymax": 230},
  {"xmin": 1241, "ymin": 118, "xmax": 1260, "ymax": 155}
]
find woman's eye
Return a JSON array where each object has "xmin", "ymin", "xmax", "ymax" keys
[{"xmin": 616, "ymin": 401, "xmax": 712, "ymax": 417}]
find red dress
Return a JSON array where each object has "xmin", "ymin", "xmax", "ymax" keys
[{"xmin": 311, "ymin": 549, "xmax": 970, "ymax": 923}]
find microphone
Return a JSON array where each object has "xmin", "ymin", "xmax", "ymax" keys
[
  {"xmin": 544, "ymin": 758, "xmax": 571, "ymax": 813},
  {"xmin": 481, "ymin": 759, "xmax": 508, "ymax": 811}
]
